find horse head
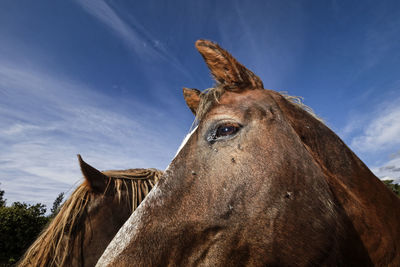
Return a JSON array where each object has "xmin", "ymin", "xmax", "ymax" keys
[
  {"xmin": 98, "ymin": 40, "xmax": 400, "ymax": 266},
  {"xmin": 19, "ymin": 156, "xmax": 161, "ymax": 267}
]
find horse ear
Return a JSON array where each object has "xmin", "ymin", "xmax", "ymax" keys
[
  {"xmin": 183, "ymin": 87, "xmax": 201, "ymax": 115},
  {"xmin": 195, "ymin": 39, "xmax": 263, "ymax": 91},
  {"xmin": 77, "ymin": 155, "xmax": 109, "ymax": 193}
]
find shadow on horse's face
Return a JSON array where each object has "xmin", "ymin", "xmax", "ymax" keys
[
  {"xmin": 154, "ymin": 88, "xmax": 352, "ymax": 266},
  {"xmin": 97, "ymin": 40, "xmax": 400, "ymax": 267}
]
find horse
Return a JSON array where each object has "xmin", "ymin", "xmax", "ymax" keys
[
  {"xmin": 97, "ymin": 40, "xmax": 400, "ymax": 266},
  {"xmin": 18, "ymin": 155, "xmax": 162, "ymax": 267}
]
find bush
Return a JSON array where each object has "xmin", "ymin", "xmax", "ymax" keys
[{"xmin": 0, "ymin": 202, "xmax": 49, "ymax": 265}]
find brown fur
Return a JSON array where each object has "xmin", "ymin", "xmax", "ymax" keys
[
  {"xmin": 98, "ymin": 40, "xmax": 400, "ymax": 266},
  {"xmin": 195, "ymin": 40, "xmax": 264, "ymax": 90},
  {"xmin": 18, "ymin": 158, "xmax": 162, "ymax": 267},
  {"xmin": 183, "ymin": 87, "xmax": 201, "ymax": 115},
  {"xmin": 184, "ymin": 85, "xmax": 321, "ymax": 124}
]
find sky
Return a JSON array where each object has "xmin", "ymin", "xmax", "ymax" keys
[{"xmin": 0, "ymin": 0, "xmax": 400, "ymax": 209}]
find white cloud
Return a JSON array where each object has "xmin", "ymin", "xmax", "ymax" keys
[
  {"xmin": 371, "ymin": 156, "xmax": 400, "ymax": 184},
  {"xmin": 350, "ymin": 102, "xmax": 400, "ymax": 152},
  {"xmin": 0, "ymin": 61, "xmax": 184, "ymax": 209},
  {"xmin": 342, "ymin": 93, "xmax": 400, "ymax": 184}
]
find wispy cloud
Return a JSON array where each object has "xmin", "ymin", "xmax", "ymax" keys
[
  {"xmin": 0, "ymin": 61, "xmax": 181, "ymax": 209},
  {"xmin": 216, "ymin": 0, "xmax": 306, "ymax": 89},
  {"xmin": 371, "ymin": 155, "xmax": 400, "ymax": 184},
  {"xmin": 76, "ymin": 0, "xmax": 191, "ymax": 77},
  {"xmin": 78, "ymin": 0, "xmax": 150, "ymax": 57},
  {"xmin": 350, "ymin": 100, "xmax": 400, "ymax": 152},
  {"xmin": 340, "ymin": 88, "xmax": 400, "ymax": 183}
]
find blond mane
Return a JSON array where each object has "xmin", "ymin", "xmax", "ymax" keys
[{"xmin": 18, "ymin": 169, "xmax": 162, "ymax": 267}]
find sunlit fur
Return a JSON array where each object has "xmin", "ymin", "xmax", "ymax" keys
[{"xmin": 18, "ymin": 169, "xmax": 162, "ymax": 267}]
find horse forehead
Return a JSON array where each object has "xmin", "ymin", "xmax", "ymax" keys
[
  {"xmin": 219, "ymin": 89, "xmax": 274, "ymax": 106},
  {"xmin": 205, "ymin": 90, "xmax": 276, "ymax": 119}
]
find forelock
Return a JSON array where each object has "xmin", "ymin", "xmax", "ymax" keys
[{"xmin": 195, "ymin": 85, "xmax": 226, "ymax": 121}]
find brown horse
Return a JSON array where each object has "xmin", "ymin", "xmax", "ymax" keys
[
  {"xmin": 98, "ymin": 40, "xmax": 400, "ymax": 266},
  {"xmin": 18, "ymin": 155, "xmax": 162, "ymax": 267}
]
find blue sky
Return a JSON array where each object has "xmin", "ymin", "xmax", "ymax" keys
[{"xmin": 1, "ymin": 0, "xmax": 400, "ymax": 209}]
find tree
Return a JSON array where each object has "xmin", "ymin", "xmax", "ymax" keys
[
  {"xmin": 382, "ymin": 180, "xmax": 400, "ymax": 197},
  {"xmin": 0, "ymin": 188, "xmax": 67, "ymax": 265},
  {"xmin": 0, "ymin": 202, "xmax": 49, "ymax": 265},
  {"xmin": 50, "ymin": 192, "xmax": 64, "ymax": 218},
  {"xmin": 0, "ymin": 187, "xmax": 5, "ymax": 207}
]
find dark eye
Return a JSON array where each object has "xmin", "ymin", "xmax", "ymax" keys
[
  {"xmin": 216, "ymin": 124, "xmax": 239, "ymax": 137},
  {"xmin": 207, "ymin": 123, "xmax": 241, "ymax": 143}
]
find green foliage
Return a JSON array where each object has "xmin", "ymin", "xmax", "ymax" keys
[
  {"xmin": 0, "ymin": 202, "xmax": 50, "ymax": 265},
  {"xmin": 50, "ymin": 192, "xmax": 65, "ymax": 218},
  {"xmin": 382, "ymin": 180, "xmax": 400, "ymax": 197},
  {"xmin": 0, "ymin": 188, "xmax": 5, "ymax": 207},
  {"xmin": 0, "ymin": 186, "xmax": 69, "ymax": 265},
  {"xmin": 0, "ymin": 187, "xmax": 66, "ymax": 265}
]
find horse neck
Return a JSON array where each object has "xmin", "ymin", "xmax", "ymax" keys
[{"xmin": 273, "ymin": 93, "xmax": 400, "ymax": 264}]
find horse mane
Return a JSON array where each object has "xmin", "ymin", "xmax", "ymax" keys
[
  {"xmin": 195, "ymin": 86, "xmax": 321, "ymax": 122},
  {"xmin": 102, "ymin": 168, "xmax": 163, "ymax": 210},
  {"xmin": 18, "ymin": 168, "xmax": 162, "ymax": 267},
  {"xmin": 278, "ymin": 91, "xmax": 322, "ymax": 122}
]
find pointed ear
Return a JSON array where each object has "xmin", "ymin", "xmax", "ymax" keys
[
  {"xmin": 195, "ymin": 39, "xmax": 263, "ymax": 91},
  {"xmin": 183, "ymin": 87, "xmax": 201, "ymax": 115},
  {"xmin": 77, "ymin": 155, "xmax": 109, "ymax": 193}
]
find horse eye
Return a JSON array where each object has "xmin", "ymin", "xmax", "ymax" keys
[
  {"xmin": 206, "ymin": 123, "xmax": 241, "ymax": 143},
  {"xmin": 206, "ymin": 122, "xmax": 242, "ymax": 143},
  {"xmin": 216, "ymin": 124, "xmax": 239, "ymax": 137}
]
